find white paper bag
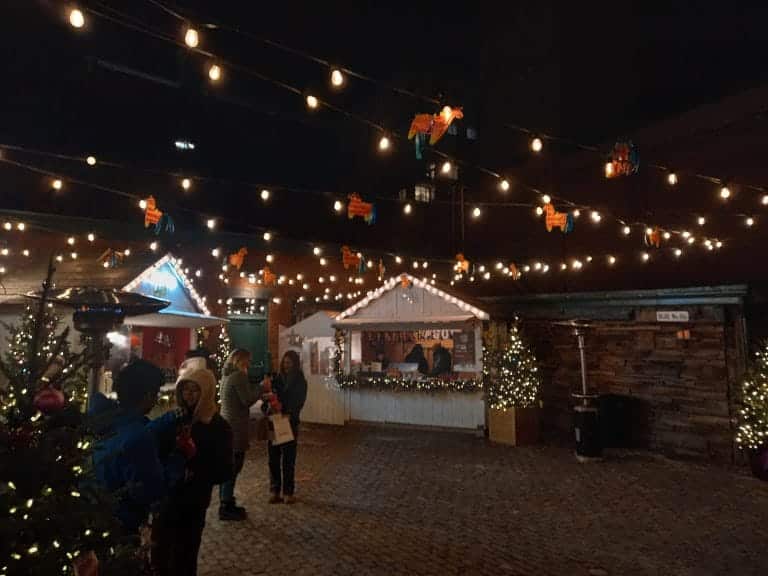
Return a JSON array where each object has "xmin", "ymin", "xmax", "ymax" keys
[{"xmin": 269, "ymin": 413, "xmax": 295, "ymax": 445}]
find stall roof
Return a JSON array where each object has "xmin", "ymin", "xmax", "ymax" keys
[
  {"xmin": 334, "ymin": 274, "xmax": 489, "ymax": 327},
  {"xmin": 121, "ymin": 253, "xmax": 227, "ymax": 328}
]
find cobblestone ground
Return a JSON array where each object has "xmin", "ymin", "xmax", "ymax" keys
[{"xmin": 198, "ymin": 425, "xmax": 768, "ymax": 576}]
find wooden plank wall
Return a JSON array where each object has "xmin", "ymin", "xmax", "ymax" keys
[{"xmin": 519, "ymin": 304, "xmax": 745, "ymax": 463}]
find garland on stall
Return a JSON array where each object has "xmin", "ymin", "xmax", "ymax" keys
[{"xmin": 332, "ymin": 329, "xmax": 482, "ymax": 393}]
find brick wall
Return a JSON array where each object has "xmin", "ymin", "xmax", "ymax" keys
[{"xmin": 517, "ymin": 304, "xmax": 745, "ymax": 462}]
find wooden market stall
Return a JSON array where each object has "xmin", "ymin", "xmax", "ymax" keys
[{"xmin": 333, "ymin": 274, "xmax": 489, "ymax": 430}]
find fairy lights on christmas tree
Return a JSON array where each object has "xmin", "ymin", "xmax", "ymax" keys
[
  {"xmin": 736, "ymin": 343, "xmax": 768, "ymax": 451},
  {"xmin": 483, "ymin": 322, "xmax": 540, "ymax": 410},
  {"xmin": 0, "ymin": 261, "xmax": 143, "ymax": 575}
]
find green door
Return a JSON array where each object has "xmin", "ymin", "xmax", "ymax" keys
[{"xmin": 227, "ymin": 317, "xmax": 270, "ymax": 379}]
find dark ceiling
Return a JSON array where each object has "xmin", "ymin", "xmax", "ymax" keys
[{"xmin": 1, "ymin": 0, "xmax": 768, "ymax": 296}]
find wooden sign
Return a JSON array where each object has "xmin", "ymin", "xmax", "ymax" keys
[
  {"xmin": 656, "ymin": 311, "xmax": 690, "ymax": 323},
  {"xmin": 453, "ymin": 330, "xmax": 475, "ymax": 365}
]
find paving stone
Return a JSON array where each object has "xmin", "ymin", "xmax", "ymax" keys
[{"xmin": 198, "ymin": 424, "xmax": 768, "ymax": 575}]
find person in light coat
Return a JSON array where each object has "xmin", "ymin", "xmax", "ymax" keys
[{"xmin": 218, "ymin": 348, "xmax": 258, "ymax": 520}]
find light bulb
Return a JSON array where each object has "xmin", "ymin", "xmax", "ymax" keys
[
  {"xmin": 663, "ymin": 232, "xmax": 671, "ymax": 240},
  {"xmin": 720, "ymin": 186, "xmax": 731, "ymax": 199},
  {"xmin": 697, "ymin": 216, "xmax": 706, "ymax": 226},
  {"xmin": 211, "ymin": 248, "xmax": 220, "ymax": 258},
  {"xmin": 378, "ymin": 135, "xmax": 391, "ymax": 151},
  {"xmin": 306, "ymin": 95, "xmax": 319, "ymax": 109},
  {"xmin": 320, "ymin": 257, "xmax": 328, "ymax": 266},
  {"xmin": 472, "ymin": 207, "xmax": 481, "ymax": 219},
  {"xmin": 395, "ymin": 256, "xmax": 402, "ymax": 264},
  {"xmin": 716, "ymin": 241, "xmax": 723, "ymax": 249},
  {"xmin": 441, "ymin": 161, "xmax": 452, "ymax": 174},
  {"xmin": 67, "ymin": 237, "xmax": 75, "ymax": 246},
  {"xmin": 150, "ymin": 241, "xmax": 158, "ymax": 251},
  {"xmin": 184, "ymin": 27, "xmax": 199, "ymax": 48},
  {"xmin": 682, "ymin": 230, "xmax": 691, "ymax": 239},
  {"xmin": 403, "ymin": 203, "xmax": 412, "ymax": 215},
  {"xmin": 86, "ymin": 156, "xmax": 96, "ymax": 166},
  {"xmin": 69, "ymin": 8, "xmax": 85, "ymax": 29},
  {"xmin": 52, "ymin": 179, "xmax": 63, "ymax": 191},
  {"xmin": 530, "ymin": 137, "xmax": 543, "ymax": 153},
  {"xmin": 56, "ymin": 255, "xmax": 63, "ymax": 262},
  {"xmin": 195, "ymin": 269, "xmax": 202, "ymax": 277},
  {"xmin": 591, "ymin": 211, "xmax": 601, "ymax": 223},
  {"xmin": 87, "ymin": 233, "xmax": 95, "ymax": 242},
  {"xmin": 622, "ymin": 225, "xmax": 631, "ymax": 236},
  {"xmin": 645, "ymin": 227, "xmax": 654, "ymax": 236},
  {"xmin": 206, "ymin": 219, "xmax": 216, "ymax": 230},
  {"xmin": 139, "ymin": 199, "xmax": 147, "ymax": 210},
  {"xmin": 266, "ymin": 254, "xmax": 274, "ymax": 263},
  {"xmin": 674, "ymin": 248, "xmax": 683, "ymax": 258},
  {"xmin": 667, "ymin": 172, "xmax": 678, "ymax": 185},
  {"xmin": 103, "ymin": 261, "xmax": 109, "ymax": 268},
  {"xmin": 124, "ymin": 249, "xmax": 130, "ymax": 256},
  {"xmin": 181, "ymin": 178, "xmax": 191, "ymax": 190},
  {"xmin": 762, "ymin": 195, "xmax": 768, "ymax": 206},
  {"xmin": 22, "ymin": 249, "xmax": 29, "ymax": 257},
  {"xmin": 746, "ymin": 216, "xmax": 755, "ymax": 227},
  {"xmin": 641, "ymin": 252, "xmax": 650, "ymax": 262},
  {"xmin": 260, "ymin": 189, "xmax": 271, "ymax": 201},
  {"xmin": 499, "ymin": 179, "xmax": 510, "ymax": 192},
  {"xmin": 208, "ymin": 64, "xmax": 221, "ymax": 82},
  {"xmin": 412, "ymin": 261, "xmax": 419, "ymax": 269},
  {"xmin": 608, "ymin": 255, "xmax": 617, "ymax": 265},
  {"xmin": 3, "ymin": 222, "xmax": 10, "ymax": 230},
  {"xmin": 333, "ymin": 200, "xmax": 343, "ymax": 212},
  {"xmin": 535, "ymin": 206, "xmax": 544, "ymax": 216},
  {"xmin": 572, "ymin": 260, "xmax": 583, "ymax": 270},
  {"xmin": 572, "ymin": 209, "xmax": 580, "ymax": 218},
  {"xmin": 542, "ymin": 194, "xmax": 551, "ymax": 204},
  {"xmin": 604, "ymin": 162, "xmax": 614, "ymax": 178},
  {"xmin": 422, "ymin": 261, "xmax": 429, "ymax": 269},
  {"xmin": 70, "ymin": 252, "xmax": 78, "ymax": 260},
  {"xmin": 687, "ymin": 237, "xmax": 695, "ymax": 244},
  {"xmin": 331, "ymin": 68, "xmax": 344, "ymax": 87},
  {"xmin": 263, "ymin": 231, "xmax": 272, "ymax": 242}
]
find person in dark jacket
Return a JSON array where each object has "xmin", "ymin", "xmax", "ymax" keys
[
  {"xmin": 405, "ymin": 344, "xmax": 429, "ymax": 375},
  {"xmin": 219, "ymin": 348, "xmax": 259, "ymax": 520},
  {"xmin": 263, "ymin": 350, "xmax": 307, "ymax": 504},
  {"xmin": 152, "ymin": 368, "xmax": 233, "ymax": 576},
  {"xmin": 89, "ymin": 360, "xmax": 186, "ymax": 534},
  {"xmin": 430, "ymin": 344, "xmax": 453, "ymax": 376}
]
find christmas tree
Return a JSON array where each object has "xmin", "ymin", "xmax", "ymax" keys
[
  {"xmin": 211, "ymin": 325, "xmax": 232, "ymax": 375},
  {"xmin": 483, "ymin": 323, "xmax": 540, "ymax": 410},
  {"xmin": 0, "ymin": 261, "xmax": 145, "ymax": 575},
  {"xmin": 736, "ymin": 342, "xmax": 768, "ymax": 451}
]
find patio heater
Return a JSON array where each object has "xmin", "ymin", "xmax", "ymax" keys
[
  {"xmin": 27, "ymin": 287, "xmax": 169, "ymax": 408},
  {"xmin": 554, "ymin": 321, "xmax": 602, "ymax": 461}
]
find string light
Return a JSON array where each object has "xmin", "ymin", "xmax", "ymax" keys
[
  {"xmin": 266, "ymin": 254, "xmax": 274, "ymax": 263},
  {"xmin": 663, "ymin": 231, "xmax": 671, "ymax": 240},
  {"xmin": 682, "ymin": 230, "xmax": 691, "ymax": 239},
  {"xmin": 395, "ymin": 256, "xmax": 402, "ymax": 264},
  {"xmin": 746, "ymin": 216, "xmax": 755, "ymax": 227},
  {"xmin": 622, "ymin": 225, "xmax": 631, "ymax": 236},
  {"xmin": 590, "ymin": 211, "xmax": 601, "ymax": 223},
  {"xmin": 206, "ymin": 218, "xmax": 216, "ymax": 230},
  {"xmin": 330, "ymin": 68, "xmax": 345, "ymax": 87},
  {"xmin": 69, "ymin": 8, "xmax": 85, "ymax": 29},
  {"xmin": 70, "ymin": 252, "xmax": 77, "ymax": 260},
  {"xmin": 149, "ymin": 241, "xmax": 158, "ymax": 251},
  {"xmin": 2, "ymin": 222, "xmax": 10, "ymax": 230},
  {"xmin": 208, "ymin": 63, "xmax": 222, "ymax": 82},
  {"xmin": 687, "ymin": 236, "xmax": 695, "ymax": 244},
  {"xmin": 697, "ymin": 216, "xmax": 706, "ymax": 226},
  {"xmin": 211, "ymin": 248, "xmax": 220, "ymax": 258},
  {"xmin": 530, "ymin": 137, "xmax": 543, "ymax": 153},
  {"xmin": 645, "ymin": 227, "xmax": 654, "ymax": 236},
  {"xmin": 184, "ymin": 27, "xmax": 199, "ymax": 48},
  {"xmin": 181, "ymin": 178, "xmax": 192, "ymax": 190},
  {"xmin": 403, "ymin": 203, "xmax": 412, "ymax": 215},
  {"xmin": 667, "ymin": 172, "xmax": 678, "ymax": 185},
  {"xmin": 378, "ymin": 135, "xmax": 391, "ymax": 151},
  {"xmin": 52, "ymin": 179, "xmax": 63, "ymax": 191},
  {"xmin": 472, "ymin": 207, "xmax": 482, "ymax": 219},
  {"xmin": 67, "ymin": 237, "xmax": 75, "ymax": 246},
  {"xmin": 124, "ymin": 248, "xmax": 130, "ymax": 256},
  {"xmin": 86, "ymin": 155, "xmax": 96, "ymax": 166},
  {"xmin": 260, "ymin": 189, "xmax": 271, "ymax": 201},
  {"xmin": 306, "ymin": 95, "xmax": 319, "ymax": 109},
  {"xmin": 333, "ymin": 200, "xmax": 343, "ymax": 212},
  {"xmin": 608, "ymin": 255, "xmax": 617, "ymax": 265},
  {"xmin": 139, "ymin": 198, "xmax": 147, "ymax": 210},
  {"xmin": 313, "ymin": 246, "xmax": 322, "ymax": 256},
  {"xmin": 22, "ymin": 250, "xmax": 30, "ymax": 257},
  {"xmin": 535, "ymin": 206, "xmax": 544, "ymax": 216},
  {"xmin": 263, "ymin": 231, "xmax": 272, "ymax": 241},
  {"xmin": 572, "ymin": 209, "xmax": 580, "ymax": 218},
  {"xmin": 674, "ymin": 248, "xmax": 683, "ymax": 258},
  {"xmin": 499, "ymin": 179, "xmax": 510, "ymax": 192},
  {"xmin": 441, "ymin": 161, "xmax": 452, "ymax": 174},
  {"xmin": 572, "ymin": 260, "xmax": 583, "ymax": 270},
  {"xmin": 320, "ymin": 257, "xmax": 328, "ymax": 266},
  {"xmin": 720, "ymin": 185, "xmax": 731, "ymax": 200},
  {"xmin": 641, "ymin": 252, "xmax": 650, "ymax": 262}
]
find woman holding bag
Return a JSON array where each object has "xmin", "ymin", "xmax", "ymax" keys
[{"xmin": 263, "ymin": 350, "xmax": 307, "ymax": 504}]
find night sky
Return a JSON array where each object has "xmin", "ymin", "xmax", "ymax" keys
[{"xmin": 2, "ymin": 1, "xmax": 768, "ymax": 293}]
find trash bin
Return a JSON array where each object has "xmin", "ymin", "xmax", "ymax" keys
[{"xmin": 573, "ymin": 394, "xmax": 602, "ymax": 461}]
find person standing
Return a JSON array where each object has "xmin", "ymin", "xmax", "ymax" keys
[
  {"xmin": 219, "ymin": 348, "xmax": 259, "ymax": 520},
  {"xmin": 152, "ymin": 368, "xmax": 233, "ymax": 576},
  {"xmin": 264, "ymin": 350, "xmax": 307, "ymax": 504}
]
